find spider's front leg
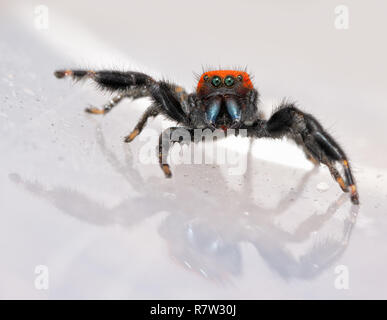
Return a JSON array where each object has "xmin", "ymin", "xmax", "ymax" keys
[
  {"xmin": 124, "ymin": 82, "xmax": 192, "ymax": 143},
  {"xmin": 260, "ymin": 103, "xmax": 359, "ymax": 205},
  {"xmin": 158, "ymin": 127, "xmax": 195, "ymax": 178},
  {"xmin": 55, "ymin": 68, "xmax": 192, "ymax": 143},
  {"xmin": 85, "ymin": 87, "xmax": 149, "ymax": 115},
  {"xmin": 124, "ymin": 104, "xmax": 160, "ymax": 142},
  {"xmin": 85, "ymin": 93, "xmax": 125, "ymax": 115},
  {"xmin": 55, "ymin": 68, "xmax": 198, "ymax": 178},
  {"xmin": 54, "ymin": 69, "xmax": 152, "ymax": 114}
]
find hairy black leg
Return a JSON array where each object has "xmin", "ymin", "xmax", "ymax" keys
[
  {"xmin": 342, "ymin": 159, "xmax": 357, "ymax": 199},
  {"xmin": 295, "ymin": 134, "xmax": 346, "ymax": 191},
  {"xmin": 85, "ymin": 87, "xmax": 150, "ymax": 115},
  {"xmin": 124, "ymin": 82, "xmax": 191, "ymax": 143},
  {"xmin": 158, "ymin": 127, "xmax": 194, "ymax": 178},
  {"xmin": 256, "ymin": 103, "xmax": 359, "ymax": 204},
  {"xmin": 323, "ymin": 159, "xmax": 348, "ymax": 192},
  {"xmin": 85, "ymin": 94, "xmax": 125, "ymax": 115},
  {"xmin": 55, "ymin": 69, "xmax": 190, "ymax": 126},
  {"xmin": 149, "ymin": 82, "xmax": 189, "ymax": 124},
  {"xmin": 293, "ymin": 133, "xmax": 320, "ymax": 165},
  {"xmin": 124, "ymin": 104, "xmax": 160, "ymax": 143},
  {"xmin": 54, "ymin": 69, "xmax": 154, "ymax": 91}
]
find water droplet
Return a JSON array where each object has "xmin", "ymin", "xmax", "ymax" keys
[
  {"xmin": 163, "ymin": 192, "xmax": 176, "ymax": 200},
  {"xmin": 23, "ymin": 88, "xmax": 35, "ymax": 96},
  {"xmin": 316, "ymin": 182, "xmax": 329, "ymax": 192},
  {"xmin": 199, "ymin": 268, "xmax": 208, "ymax": 278}
]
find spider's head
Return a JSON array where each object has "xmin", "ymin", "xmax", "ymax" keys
[{"xmin": 196, "ymin": 70, "xmax": 254, "ymax": 129}]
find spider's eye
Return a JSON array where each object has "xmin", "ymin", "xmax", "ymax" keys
[
  {"xmin": 211, "ymin": 76, "xmax": 222, "ymax": 87},
  {"xmin": 224, "ymin": 76, "xmax": 235, "ymax": 87},
  {"xmin": 203, "ymin": 75, "xmax": 209, "ymax": 81},
  {"xmin": 237, "ymin": 75, "xmax": 243, "ymax": 81}
]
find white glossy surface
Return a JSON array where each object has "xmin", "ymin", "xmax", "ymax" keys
[{"xmin": 0, "ymin": 1, "xmax": 386, "ymax": 299}]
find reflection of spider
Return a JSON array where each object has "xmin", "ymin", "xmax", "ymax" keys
[
  {"xmin": 54, "ymin": 68, "xmax": 359, "ymax": 204},
  {"xmin": 9, "ymin": 124, "xmax": 358, "ymax": 284}
]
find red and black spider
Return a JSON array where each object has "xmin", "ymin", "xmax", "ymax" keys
[{"xmin": 54, "ymin": 68, "xmax": 359, "ymax": 204}]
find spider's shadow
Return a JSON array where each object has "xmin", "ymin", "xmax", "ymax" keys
[{"xmin": 9, "ymin": 123, "xmax": 359, "ymax": 283}]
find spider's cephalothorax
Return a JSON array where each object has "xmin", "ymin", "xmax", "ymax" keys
[
  {"xmin": 195, "ymin": 70, "xmax": 257, "ymax": 130},
  {"xmin": 54, "ymin": 68, "xmax": 360, "ymax": 204}
]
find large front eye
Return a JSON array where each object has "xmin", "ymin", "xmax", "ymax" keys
[
  {"xmin": 211, "ymin": 76, "xmax": 222, "ymax": 87},
  {"xmin": 224, "ymin": 75, "xmax": 235, "ymax": 87}
]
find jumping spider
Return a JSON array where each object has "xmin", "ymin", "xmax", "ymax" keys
[{"xmin": 54, "ymin": 68, "xmax": 359, "ymax": 204}]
